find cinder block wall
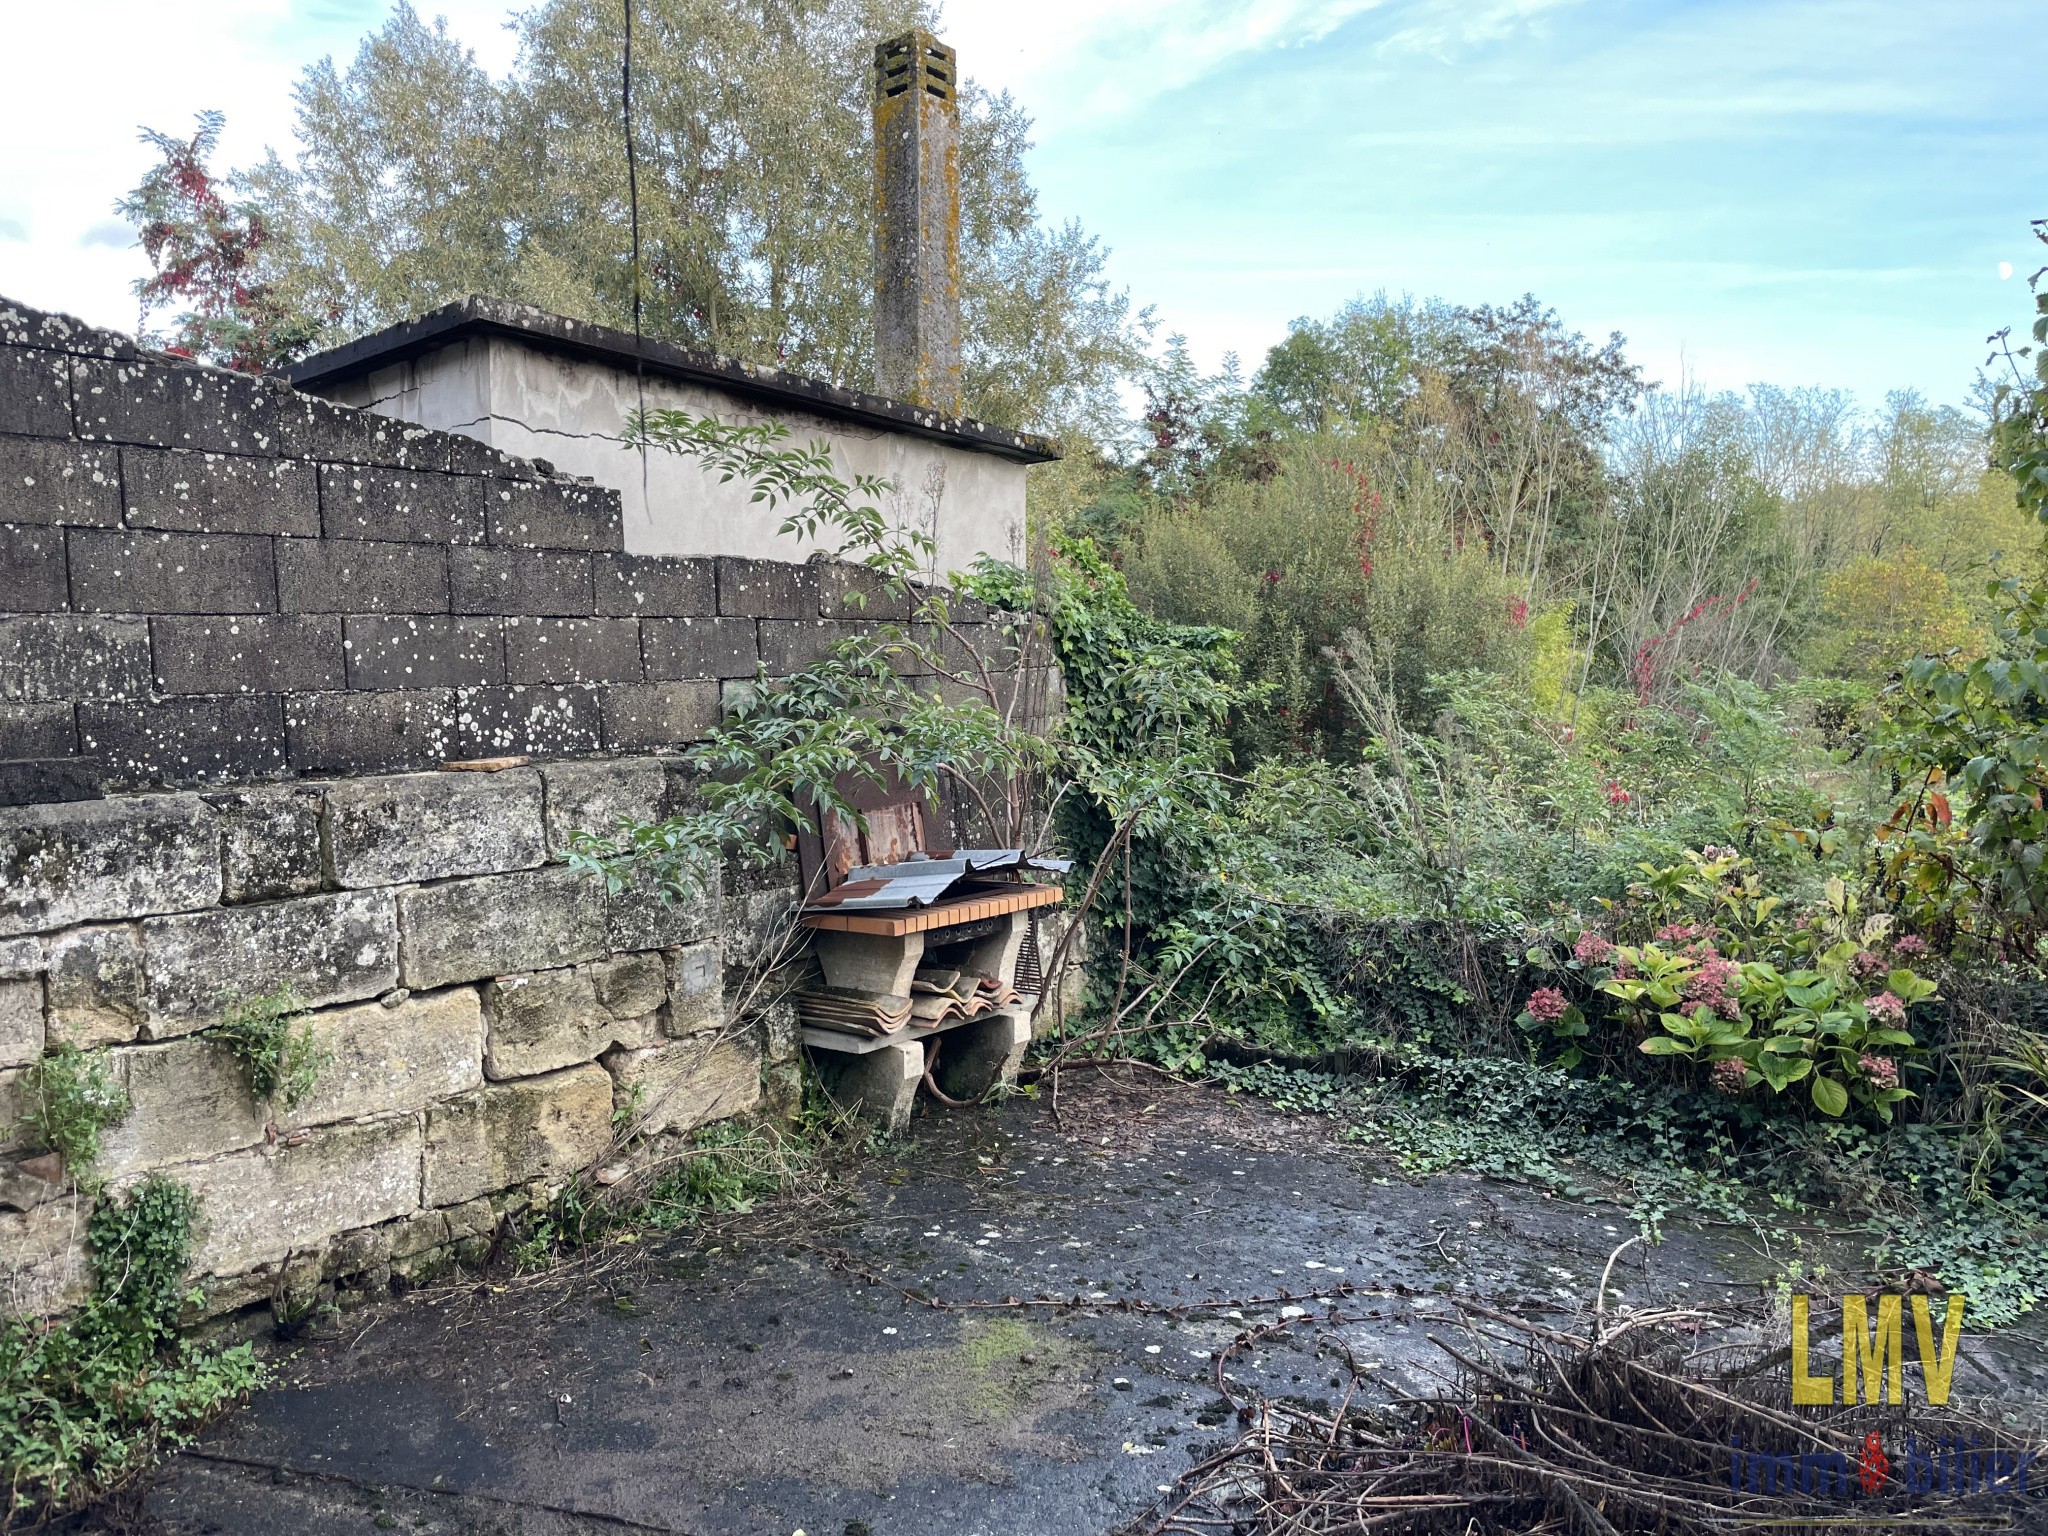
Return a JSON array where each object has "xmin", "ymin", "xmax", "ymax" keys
[{"xmin": 0, "ymin": 295, "xmax": 1042, "ymax": 1320}]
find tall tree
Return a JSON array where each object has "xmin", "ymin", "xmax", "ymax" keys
[{"xmin": 246, "ymin": 0, "xmax": 1144, "ymax": 434}]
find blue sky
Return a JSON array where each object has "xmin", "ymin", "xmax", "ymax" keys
[{"xmin": 3, "ymin": 0, "xmax": 2041, "ymax": 407}]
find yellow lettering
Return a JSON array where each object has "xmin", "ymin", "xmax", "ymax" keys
[
  {"xmin": 1790, "ymin": 1295, "xmax": 1835, "ymax": 1405},
  {"xmin": 1911, "ymin": 1294, "xmax": 1965, "ymax": 1406},
  {"xmin": 1843, "ymin": 1294, "xmax": 1902, "ymax": 1404}
]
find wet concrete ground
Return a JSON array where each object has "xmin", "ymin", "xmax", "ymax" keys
[{"xmin": 124, "ymin": 1073, "xmax": 2048, "ymax": 1536}]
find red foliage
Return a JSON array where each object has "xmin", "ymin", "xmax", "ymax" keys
[{"xmin": 1630, "ymin": 578, "xmax": 1761, "ymax": 703}]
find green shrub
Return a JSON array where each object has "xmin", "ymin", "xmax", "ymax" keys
[
  {"xmin": 208, "ymin": 984, "xmax": 326, "ymax": 1109},
  {"xmin": 0, "ymin": 1176, "xmax": 266, "ymax": 1518},
  {"xmin": 17, "ymin": 1046, "xmax": 129, "ymax": 1183}
]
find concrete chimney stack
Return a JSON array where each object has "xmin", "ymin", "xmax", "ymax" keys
[{"xmin": 872, "ymin": 29, "xmax": 962, "ymax": 416}]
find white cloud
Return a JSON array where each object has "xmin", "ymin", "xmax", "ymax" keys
[
  {"xmin": 0, "ymin": 218, "xmax": 25, "ymax": 243},
  {"xmin": 78, "ymin": 219, "xmax": 133, "ymax": 250}
]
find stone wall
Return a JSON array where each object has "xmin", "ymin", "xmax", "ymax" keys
[
  {"xmin": 0, "ymin": 295, "xmax": 1050, "ymax": 1322},
  {"xmin": 0, "ymin": 755, "xmax": 778, "ymax": 1319},
  {"xmin": 0, "ymin": 293, "xmax": 1022, "ymax": 805}
]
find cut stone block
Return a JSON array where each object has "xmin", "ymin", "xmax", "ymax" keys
[
  {"xmin": 325, "ymin": 768, "xmax": 546, "ymax": 888},
  {"xmin": 538, "ymin": 757, "xmax": 667, "ymax": 860},
  {"xmin": 0, "ymin": 1195, "xmax": 90, "ymax": 1317},
  {"xmin": 150, "ymin": 1114, "xmax": 423, "ymax": 1275},
  {"xmin": 0, "ymin": 437, "xmax": 121, "ymax": 527},
  {"xmin": 44, "ymin": 924, "xmax": 146, "ymax": 1049},
  {"xmin": 209, "ymin": 785, "xmax": 324, "ymax": 904},
  {"xmin": 0, "ymin": 794, "xmax": 219, "ymax": 937},
  {"xmin": 343, "ymin": 615, "xmax": 505, "ymax": 689},
  {"xmin": 397, "ymin": 865, "xmax": 608, "ymax": 992},
  {"xmin": 815, "ymin": 1037, "xmax": 920, "ymax": 1135},
  {"xmin": 421, "ymin": 1063, "xmax": 613, "ymax": 1208},
  {"xmin": 480, "ymin": 955, "xmax": 663, "ymax": 1080},
  {"xmin": 607, "ymin": 863, "xmax": 719, "ymax": 953},
  {"xmin": 663, "ymin": 941, "xmax": 723, "ymax": 1037},
  {"xmin": 602, "ymin": 1032, "xmax": 760, "ymax": 1136},
  {"xmin": 0, "ymin": 970, "xmax": 39, "ymax": 1069},
  {"xmin": 280, "ymin": 987, "xmax": 485, "ymax": 1130},
  {"xmin": 721, "ymin": 885, "xmax": 800, "ymax": 971},
  {"xmin": 453, "ymin": 683, "xmax": 604, "ymax": 759},
  {"xmin": 149, "ymin": 615, "xmax": 345, "ymax": 694},
  {"xmin": 142, "ymin": 890, "xmax": 400, "ymax": 1038},
  {"xmin": 96, "ymin": 1037, "xmax": 266, "ymax": 1179},
  {"xmin": 0, "ymin": 1068, "xmax": 31, "ymax": 1157}
]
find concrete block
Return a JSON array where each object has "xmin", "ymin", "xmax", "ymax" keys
[
  {"xmin": 97, "ymin": 1037, "xmax": 266, "ymax": 1179},
  {"xmin": 759, "ymin": 619, "xmax": 870, "ymax": 674},
  {"xmin": 142, "ymin": 889, "xmax": 400, "ymax": 1037},
  {"xmin": 281, "ymin": 987, "xmax": 485, "ymax": 1130},
  {"xmin": 760, "ymin": 994, "xmax": 800, "ymax": 1064},
  {"xmin": 812, "ymin": 929, "xmax": 925, "ymax": 995},
  {"xmin": 0, "ymin": 793, "xmax": 219, "ymax": 937},
  {"xmin": 663, "ymin": 940, "xmax": 724, "ymax": 1037},
  {"xmin": 79, "ymin": 694, "xmax": 287, "ymax": 789},
  {"xmin": 449, "ymin": 547, "xmax": 593, "ymax": 615},
  {"xmin": 600, "ymin": 681, "xmax": 719, "ymax": 752},
  {"xmin": 480, "ymin": 954, "xmax": 662, "ymax": 1079},
  {"xmin": 274, "ymin": 390, "xmax": 441, "ymax": 468},
  {"xmin": 454, "ymin": 684, "xmax": 604, "ymax": 759},
  {"xmin": 121, "ymin": 448, "xmax": 318, "ymax": 536},
  {"xmin": 538, "ymin": 757, "xmax": 666, "ymax": 858},
  {"xmin": 641, "ymin": 616, "xmax": 759, "ymax": 679},
  {"xmin": 716, "ymin": 556, "xmax": 817, "ymax": 618},
  {"xmin": 156, "ymin": 1114, "xmax": 423, "ymax": 1275},
  {"xmin": 0, "ymin": 975, "xmax": 39, "ymax": 1068},
  {"xmin": 72, "ymin": 356, "xmax": 277, "ymax": 454},
  {"xmin": 421, "ymin": 1063, "xmax": 613, "ymax": 1208},
  {"xmin": 149, "ymin": 615, "xmax": 345, "ymax": 694},
  {"xmin": 68, "ymin": 528, "xmax": 277, "ymax": 614},
  {"xmin": 0, "ymin": 523, "xmax": 67, "ymax": 611},
  {"xmin": 397, "ymin": 865, "xmax": 608, "ymax": 991},
  {"xmin": 603, "ymin": 1032, "xmax": 759, "ymax": 1136},
  {"xmin": 504, "ymin": 617, "xmax": 643, "ymax": 684},
  {"xmin": 929, "ymin": 1007, "xmax": 1031, "ymax": 1101},
  {"xmin": 488, "ymin": 478, "xmax": 623, "ymax": 551},
  {"xmin": 0, "ymin": 1195, "xmax": 90, "ymax": 1317},
  {"xmin": 325, "ymin": 768, "xmax": 545, "ymax": 888},
  {"xmin": 343, "ymin": 615, "xmax": 504, "ymax": 689},
  {"xmin": 45, "ymin": 924, "xmax": 146, "ymax": 1048},
  {"xmin": 0, "ymin": 615, "xmax": 150, "ymax": 702},
  {"xmin": 276, "ymin": 537, "xmax": 448, "ymax": 613},
  {"xmin": 0, "ymin": 442, "xmax": 118, "ymax": 532},
  {"xmin": 318, "ymin": 464, "xmax": 486, "ymax": 544},
  {"xmin": 815, "ymin": 1037, "xmax": 920, "ymax": 1134},
  {"xmin": 0, "ymin": 347, "xmax": 72, "ymax": 437},
  {"xmin": 0, "ymin": 303, "xmax": 131, "ymax": 359},
  {"xmin": 819, "ymin": 560, "xmax": 914, "ymax": 621},
  {"xmin": 0, "ymin": 703, "xmax": 77, "ymax": 759},
  {"xmin": 592, "ymin": 553, "xmax": 715, "ymax": 616},
  {"xmin": 208, "ymin": 785, "xmax": 325, "ymax": 904},
  {"xmin": 284, "ymin": 689, "xmax": 456, "ymax": 775},
  {"xmin": 0, "ymin": 759, "xmax": 99, "ymax": 808}
]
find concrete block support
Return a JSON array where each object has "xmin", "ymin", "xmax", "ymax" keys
[
  {"xmin": 812, "ymin": 929, "xmax": 925, "ymax": 996},
  {"xmin": 930, "ymin": 1007, "xmax": 1031, "ymax": 1102},
  {"xmin": 815, "ymin": 1036, "xmax": 921, "ymax": 1135}
]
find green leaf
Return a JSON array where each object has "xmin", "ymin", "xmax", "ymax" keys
[
  {"xmin": 1638, "ymin": 1037, "xmax": 1693, "ymax": 1056},
  {"xmin": 1810, "ymin": 1075, "xmax": 1850, "ymax": 1116}
]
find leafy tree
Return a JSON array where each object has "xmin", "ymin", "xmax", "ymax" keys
[
  {"xmin": 1811, "ymin": 547, "xmax": 1978, "ymax": 682},
  {"xmin": 115, "ymin": 111, "xmax": 324, "ymax": 371},
  {"xmin": 245, "ymin": 0, "xmax": 1144, "ymax": 434}
]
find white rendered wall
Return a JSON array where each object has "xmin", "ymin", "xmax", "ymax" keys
[{"xmin": 322, "ymin": 337, "xmax": 1028, "ymax": 574}]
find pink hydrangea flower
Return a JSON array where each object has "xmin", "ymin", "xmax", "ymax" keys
[
  {"xmin": 1710, "ymin": 1058, "xmax": 1749, "ymax": 1096},
  {"xmin": 1524, "ymin": 986, "xmax": 1568, "ymax": 1023},
  {"xmin": 1859, "ymin": 1054, "xmax": 1900, "ymax": 1090},
  {"xmin": 1573, "ymin": 931, "xmax": 1614, "ymax": 964},
  {"xmin": 1655, "ymin": 922, "xmax": 1701, "ymax": 944},
  {"xmin": 1864, "ymin": 992, "xmax": 1907, "ymax": 1023},
  {"xmin": 1683, "ymin": 954, "xmax": 1743, "ymax": 1020},
  {"xmin": 1894, "ymin": 935, "xmax": 1930, "ymax": 958},
  {"xmin": 1851, "ymin": 950, "xmax": 1886, "ymax": 979}
]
